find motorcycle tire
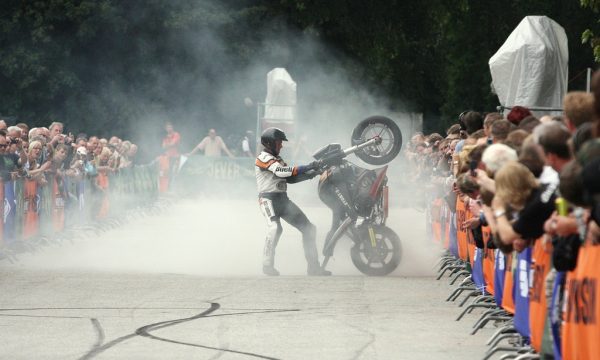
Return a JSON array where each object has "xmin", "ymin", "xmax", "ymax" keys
[
  {"xmin": 351, "ymin": 116, "xmax": 402, "ymax": 165},
  {"xmin": 350, "ymin": 225, "xmax": 401, "ymax": 276}
]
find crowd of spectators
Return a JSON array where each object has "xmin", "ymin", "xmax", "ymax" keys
[
  {"xmin": 404, "ymin": 75, "xmax": 600, "ymax": 358},
  {"xmin": 0, "ymin": 120, "xmax": 139, "ymax": 188},
  {"xmin": 0, "ymin": 119, "xmax": 145, "ymax": 249},
  {"xmin": 0, "ymin": 120, "xmax": 138, "ymax": 186}
]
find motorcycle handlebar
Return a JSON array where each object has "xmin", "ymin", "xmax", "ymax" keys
[{"xmin": 343, "ymin": 136, "xmax": 381, "ymax": 156}]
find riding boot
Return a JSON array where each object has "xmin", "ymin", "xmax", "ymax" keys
[
  {"xmin": 307, "ymin": 266, "xmax": 332, "ymax": 276},
  {"xmin": 302, "ymin": 223, "xmax": 332, "ymax": 276},
  {"xmin": 263, "ymin": 265, "xmax": 280, "ymax": 276}
]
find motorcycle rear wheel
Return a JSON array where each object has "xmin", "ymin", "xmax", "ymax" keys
[
  {"xmin": 351, "ymin": 116, "xmax": 402, "ymax": 165},
  {"xmin": 350, "ymin": 225, "xmax": 401, "ymax": 276}
]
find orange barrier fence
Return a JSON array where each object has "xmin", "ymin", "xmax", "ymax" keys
[
  {"xmin": 0, "ymin": 164, "xmax": 158, "ymax": 247},
  {"xmin": 431, "ymin": 193, "xmax": 599, "ymax": 359},
  {"xmin": 561, "ymin": 238, "xmax": 600, "ymax": 360}
]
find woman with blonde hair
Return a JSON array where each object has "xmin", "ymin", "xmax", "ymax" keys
[
  {"xmin": 491, "ymin": 161, "xmax": 557, "ymax": 251},
  {"xmin": 22, "ymin": 140, "xmax": 51, "ymax": 238}
]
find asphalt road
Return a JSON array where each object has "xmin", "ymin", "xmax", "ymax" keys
[{"xmin": 0, "ymin": 193, "xmax": 494, "ymax": 359}]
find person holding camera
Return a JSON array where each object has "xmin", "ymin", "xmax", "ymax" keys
[{"xmin": 255, "ymin": 127, "xmax": 329, "ymax": 276}]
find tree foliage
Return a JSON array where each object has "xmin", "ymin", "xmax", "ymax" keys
[
  {"xmin": 581, "ymin": 0, "xmax": 600, "ymax": 61},
  {"xmin": 0, "ymin": 0, "xmax": 597, "ymax": 140}
]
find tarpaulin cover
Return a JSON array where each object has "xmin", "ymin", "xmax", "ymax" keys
[
  {"xmin": 489, "ymin": 16, "xmax": 568, "ymax": 113},
  {"xmin": 264, "ymin": 68, "xmax": 296, "ymax": 122}
]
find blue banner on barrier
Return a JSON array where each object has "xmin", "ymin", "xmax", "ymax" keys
[
  {"xmin": 449, "ymin": 212, "xmax": 458, "ymax": 257},
  {"xmin": 550, "ymin": 271, "xmax": 566, "ymax": 360},
  {"xmin": 494, "ymin": 251, "xmax": 506, "ymax": 307},
  {"xmin": 4, "ymin": 181, "xmax": 16, "ymax": 244},
  {"xmin": 514, "ymin": 247, "xmax": 532, "ymax": 338},
  {"xmin": 472, "ymin": 247, "xmax": 485, "ymax": 293}
]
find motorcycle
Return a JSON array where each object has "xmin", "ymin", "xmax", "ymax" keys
[{"xmin": 308, "ymin": 116, "xmax": 403, "ymax": 276}]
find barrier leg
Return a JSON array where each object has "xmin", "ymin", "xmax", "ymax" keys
[
  {"xmin": 446, "ymin": 284, "xmax": 476, "ymax": 302},
  {"xmin": 488, "ymin": 332, "xmax": 520, "ymax": 349},
  {"xmin": 482, "ymin": 346, "xmax": 520, "ymax": 360},
  {"xmin": 486, "ymin": 324, "xmax": 516, "ymax": 345},
  {"xmin": 450, "ymin": 270, "xmax": 471, "ymax": 285},
  {"xmin": 459, "ymin": 290, "xmax": 480, "ymax": 307},
  {"xmin": 513, "ymin": 353, "xmax": 539, "ymax": 360},
  {"xmin": 456, "ymin": 303, "xmax": 497, "ymax": 321},
  {"xmin": 474, "ymin": 309, "xmax": 509, "ymax": 329},
  {"xmin": 472, "ymin": 315, "xmax": 512, "ymax": 335}
]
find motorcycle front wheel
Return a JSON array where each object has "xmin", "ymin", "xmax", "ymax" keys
[
  {"xmin": 350, "ymin": 225, "xmax": 401, "ymax": 276},
  {"xmin": 351, "ymin": 116, "xmax": 402, "ymax": 165}
]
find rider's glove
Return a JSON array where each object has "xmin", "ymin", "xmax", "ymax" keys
[
  {"xmin": 296, "ymin": 160, "xmax": 322, "ymax": 175},
  {"xmin": 307, "ymin": 159, "xmax": 323, "ymax": 171}
]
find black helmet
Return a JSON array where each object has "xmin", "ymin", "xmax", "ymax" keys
[{"xmin": 261, "ymin": 127, "xmax": 287, "ymax": 155}]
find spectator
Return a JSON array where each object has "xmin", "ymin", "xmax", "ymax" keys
[
  {"xmin": 533, "ymin": 122, "xmax": 572, "ymax": 173},
  {"xmin": 0, "ymin": 120, "xmax": 7, "ymax": 131},
  {"xmin": 481, "ymin": 143, "xmax": 518, "ymax": 176},
  {"xmin": 49, "ymin": 121, "xmax": 66, "ymax": 145},
  {"xmin": 466, "ymin": 129, "xmax": 487, "ymax": 146},
  {"xmin": 491, "ymin": 161, "xmax": 557, "ymax": 251},
  {"xmin": 6, "ymin": 126, "xmax": 23, "ymax": 155},
  {"xmin": 518, "ymin": 139, "xmax": 546, "ymax": 179},
  {"xmin": 241, "ymin": 130, "xmax": 255, "ymax": 157},
  {"xmin": 518, "ymin": 116, "xmax": 541, "ymax": 133},
  {"xmin": 0, "ymin": 133, "xmax": 21, "ymax": 182},
  {"xmin": 51, "ymin": 144, "xmax": 69, "ymax": 171},
  {"xmin": 66, "ymin": 146, "xmax": 89, "ymax": 180},
  {"xmin": 461, "ymin": 111, "xmax": 484, "ymax": 135},
  {"xmin": 109, "ymin": 136, "xmax": 121, "ymax": 146},
  {"xmin": 507, "ymin": 105, "xmax": 532, "ymax": 126},
  {"xmin": 483, "ymin": 112, "xmax": 503, "ymax": 138},
  {"xmin": 490, "ymin": 119, "xmax": 513, "ymax": 143},
  {"xmin": 24, "ymin": 140, "xmax": 50, "ymax": 184},
  {"xmin": 572, "ymin": 122, "xmax": 594, "ymax": 154},
  {"xmin": 87, "ymin": 136, "xmax": 99, "ymax": 160},
  {"xmin": 162, "ymin": 121, "xmax": 181, "ymax": 158},
  {"xmin": 16, "ymin": 123, "xmax": 29, "ymax": 141},
  {"xmin": 446, "ymin": 124, "xmax": 462, "ymax": 139},
  {"xmin": 187, "ymin": 128, "xmax": 234, "ymax": 158},
  {"xmin": 562, "ymin": 91, "xmax": 595, "ymax": 133},
  {"xmin": 504, "ymin": 129, "xmax": 529, "ymax": 152}
]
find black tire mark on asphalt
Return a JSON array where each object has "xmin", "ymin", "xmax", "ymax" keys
[
  {"xmin": 134, "ymin": 304, "xmax": 283, "ymax": 360},
  {"xmin": 5, "ymin": 303, "xmax": 296, "ymax": 360},
  {"xmin": 134, "ymin": 332, "xmax": 281, "ymax": 360},
  {"xmin": 90, "ymin": 318, "xmax": 105, "ymax": 351},
  {"xmin": 78, "ymin": 303, "xmax": 219, "ymax": 360}
]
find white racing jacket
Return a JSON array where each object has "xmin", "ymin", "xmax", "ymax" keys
[{"xmin": 255, "ymin": 151, "xmax": 300, "ymax": 194}]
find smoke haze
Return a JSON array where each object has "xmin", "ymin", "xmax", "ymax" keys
[
  {"xmin": 15, "ymin": 198, "xmax": 436, "ymax": 277},
  {"xmin": 6, "ymin": 1, "xmax": 438, "ymax": 277}
]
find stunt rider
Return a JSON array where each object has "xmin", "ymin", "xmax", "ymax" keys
[{"xmin": 255, "ymin": 127, "xmax": 330, "ymax": 276}]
